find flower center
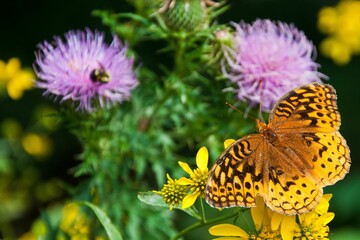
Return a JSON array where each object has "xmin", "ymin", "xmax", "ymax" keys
[
  {"xmin": 90, "ymin": 68, "xmax": 111, "ymax": 83},
  {"xmin": 294, "ymin": 225, "xmax": 330, "ymax": 240},
  {"xmin": 159, "ymin": 178, "xmax": 187, "ymax": 208},
  {"xmin": 190, "ymin": 169, "xmax": 208, "ymax": 193}
]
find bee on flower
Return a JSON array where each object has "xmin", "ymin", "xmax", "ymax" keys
[{"xmin": 34, "ymin": 29, "xmax": 138, "ymax": 112}]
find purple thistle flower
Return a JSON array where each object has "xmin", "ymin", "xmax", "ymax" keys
[
  {"xmin": 34, "ymin": 29, "xmax": 138, "ymax": 112},
  {"xmin": 222, "ymin": 19, "xmax": 326, "ymax": 112}
]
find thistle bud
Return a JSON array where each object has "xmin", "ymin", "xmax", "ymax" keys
[
  {"xmin": 159, "ymin": 0, "xmax": 208, "ymax": 32},
  {"xmin": 205, "ymin": 28, "xmax": 234, "ymax": 68}
]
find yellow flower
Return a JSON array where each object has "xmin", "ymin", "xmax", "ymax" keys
[
  {"xmin": 209, "ymin": 197, "xmax": 283, "ymax": 239},
  {"xmin": 21, "ymin": 132, "xmax": 53, "ymax": 159},
  {"xmin": 209, "ymin": 223, "xmax": 249, "ymax": 239},
  {"xmin": 224, "ymin": 139, "xmax": 235, "ymax": 148},
  {"xmin": 0, "ymin": 58, "xmax": 34, "ymax": 99},
  {"xmin": 318, "ymin": 0, "xmax": 360, "ymax": 65},
  {"xmin": 60, "ymin": 203, "xmax": 90, "ymax": 239},
  {"xmin": 19, "ymin": 219, "xmax": 48, "ymax": 240},
  {"xmin": 293, "ymin": 194, "xmax": 334, "ymax": 240},
  {"xmin": 177, "ymin": 146, "xmax": 209, "ymax": 209},
  {"xmin": 0, "ymin": 118, "xmax": 22, "ymax": 139},
  {"xmin": 22, "ymin": 204, "xmax": 107, "ymax": 240},
  {"xmin": 154, "ymin": 146, "xmax": 210, "ymax": 209},
  {"xmin": 154, "ymin": 174, "xmax": 188, "ymax": 210},
  {"xmin": 209, "ymin": 195, "xmax": 333, "ymax": 240}
]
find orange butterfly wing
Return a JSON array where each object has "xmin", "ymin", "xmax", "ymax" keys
[{"xmin": 205, "ymin": 83, "xmax": 351, "ymax": 215}]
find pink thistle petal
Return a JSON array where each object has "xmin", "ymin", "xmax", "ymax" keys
[
  {"xmin": 222, "ymin": 19, "xmax": 326, "ymax": 112},
  {"xmin": 34, "ymin": 29, "xmax": 138, "ymax": 112}
]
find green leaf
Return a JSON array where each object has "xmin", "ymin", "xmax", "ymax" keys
[
  {"xmin": 138, "ymin": 192, "xmax": 201, "ymax": 219},
  {"xmin": 74, "ymin": 201, "xmax": 123, "ymax": 240},
  {"xmin": 115, "ymin": 13, "xmax": 151, "ymax": 25},
  {"xmin": 332, "ymin": 228, "xmax": 360, "ymax": 240}
]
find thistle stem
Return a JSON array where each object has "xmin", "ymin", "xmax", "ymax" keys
[{"xmin": 173, "ymin": 35, "xmax": 187, "ymax": 76}]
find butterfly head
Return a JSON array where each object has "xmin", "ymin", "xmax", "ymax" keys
[
  {"xmin": 256, "ymin": 119, "xmax": 278, "ymax": 144},
  {"xmin": 256, "ymin": 119, "xmax": 267, "ymax": 133}
]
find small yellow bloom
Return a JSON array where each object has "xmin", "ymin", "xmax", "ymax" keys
[
  {"xmin": 19, "ymin": 219, "xmax": 48, "ymax": 240},
  {"xmin": 21, "ymin": 133, "xmax": 53, "ymax": 158},
  {"xmin": 19, "ymin": 232, "xmax": 36, "ymax": 240},
  {"xmin": 209, "ymin": 197, "xmax": 282, "ymax": 239},
  {"xmin": 209, "ymin": 195, "xmax": 334, "ymax": 240},
  {"xmin": 0, "ymin": 58, "xmax": 34, "ymax": 99},
  {"xmin": 60, "ymin": 204, "xmax": 81, "ymax": 231},
  {"xmin": 319, "ymin": 37, "xmax": 351, "ymax": 65},
  {"xmin": 177, "ymin": 146, "xmax": 210, "ymax": 208},
  {"xmin": 154, "ymin": 174, "xmax": 187, "ymax": 210},
  {"xmin": 294, "ymin": 194, "xmax": 334, "ymax": 240},
  {"xmin": 60, "ymin": 203, "xmax": 90, "ymax": 239},
  {"xmin": 0, "ymin": 118, "xmax": 22, "ymax": 139},
  {"xmin": 318, "ymin": 0, "xmax": 360, "ymax": 65}
]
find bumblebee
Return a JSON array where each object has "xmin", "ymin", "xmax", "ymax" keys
[{"xmin": 90, "ymin": 68, "xmax": 111, "ymax": 83}]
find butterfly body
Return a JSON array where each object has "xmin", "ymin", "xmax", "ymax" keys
[
  {"xmin": 256, "ymin": 120, "xmax": 278, "ymax": 145},
  {"xmin": 205, "ymin": 83, "xmax": 351, "ymax": 215}
]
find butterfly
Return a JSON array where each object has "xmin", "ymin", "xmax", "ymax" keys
[{"xmin": 205, "ymin": 83, "xmax": 351, "ymax": 215}]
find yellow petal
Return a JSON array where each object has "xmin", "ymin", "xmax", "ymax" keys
[
  {"xmin": 178, "ymin": 161, "xmax": 194, "ymax": 175},
  {"xmin": 166, "ymin": 173, "xmax": 175, "ymax": 183},
  {"xmin": 18, "ymin": 71, "xmax": 35, "ymax": 88},
  {"xmin": 212, "ymin": 237, "xmax": 242, "ymax": 240},
  {"xmin": 224, "ymin": 139, "xmax": 236, "ymax": 149},
  {"xmin": 209, "ymin": 224, "xmax": 249, "ymax": 238},
  {"xmin": 314, "ymin": 212, "xmax": 335, "ymax": 227},
  {"xmin": 182, "ymin": 192, "xmax": 199, "ymax": 209},
  {"xmin": 313, "ymin": 194, "xmax": 332, "ymax": 215},
  {"xmin": 196, "ymin": 147, "xmax": 208, "ymax": 172},
  {"xmin": 0, "ymin": 61, "xmax": 8, "ymax": 83},
  {"xmin": 315, "ymin": 197, "xmax": 330, "ymax": 215},
  {"xmin": 317, "ymin": 7, "xmax": 337, "ymax": 34},
  {"xmin": 177, "ymin": 177, "xmax": 193, "ymax": 185},
  {"xmin": 6, "ymin": 58, "xmax": 21, "ymax": 77},
  {"xmin": 7, "ymin": 80, "xmax": 23, "ymax": 100},
  {"xmin": 251, "ymin": 197, "xmax": 265, "ymax": 231},
  {"xmin": 323, "ymin": 194, "xmax": 332, "ymax": 202},
  {"xmin": 0, "ymin": 60, "xmax": 6, "ymax": 71},
  {"xmin": 152, "ymin": 190, "xmax": 162, "ymax": 195},
  {"xmin": 280, "ymin": 215, "xmax": 296, "ymax": 240},
  {"xmin": 299, "ymin": 212, "xmax": 315, "ymax": 226},
  {"xmin": 270, "ymin": 211, "xmax": 285, "ymax": 231},
  {"xmin": 21, "ymin": 133, "xmax": 52, "ymax": 158}
]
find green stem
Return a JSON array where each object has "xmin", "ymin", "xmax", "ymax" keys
[
  {"xmin": 171, "ymin": 208, "xmax": 245, "ymax": 240},
  {"xmin": 146, "ymin": 87, "xmax": 175, "ymax": 126},
  {"xmin": 173, "ymin": 36, "xmax": 186, "ymax": 76},
  {"xmin": 199, "ymin": 198, "xmax": 206, "ymax": 222}
]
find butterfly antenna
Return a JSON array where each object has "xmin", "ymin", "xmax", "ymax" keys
[
  {"xmin": 258, "ymin": 80, "xmax": 265, "ymax": 122},
  {"xmin": 225, "ymin": 102, "xmax": 257, "ymax": 122}
]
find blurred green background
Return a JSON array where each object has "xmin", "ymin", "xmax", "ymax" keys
[{"xmin": 1, "ymin": 0, "xmax": 359, "ymax": 239}]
